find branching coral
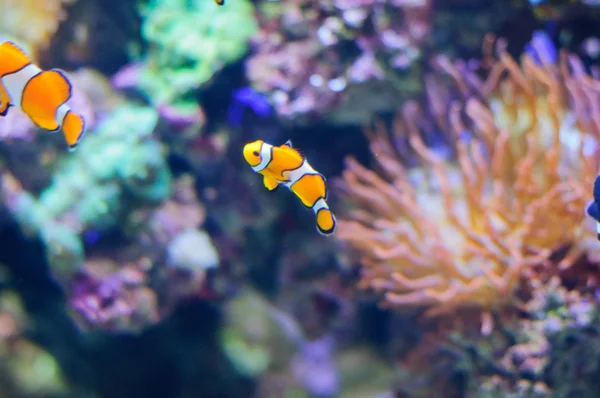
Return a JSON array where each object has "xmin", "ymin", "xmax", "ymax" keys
[
  {"xmin": 0, "ymin": 0, "xmax": 74, "ymax": 57},
  {"xmin": 336, "ymin": 34, "xmax": 600, "ymax": 327}
]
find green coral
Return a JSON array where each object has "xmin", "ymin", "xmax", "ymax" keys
[
  {"xmin": 41, "ymin": 104, "xmax": 171, "ymax": 228},
  {"xmin": 12, "ymin": 104, "xmax": 172, "ymax": 281},
  {"xmin": 139, "ymin": 0, "xmax": 258, "ymax": 109},
  {"xmin": 219, "ymin": 288, "xmax": 298, "ymax": 377}
]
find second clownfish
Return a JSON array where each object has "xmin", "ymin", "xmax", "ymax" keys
[
  {"xmin": 587, "ymin": 174, "xmax": 600, "ymax": 240},
  {"xmin": 215, "ymin": 0, "xmax": 224, "ymax": 5},
  {"xmin": 0, "ymin": 41, "xmax": 86, "ymax": 151},
  {"xmin": 243, "ymin": 139, "xmax": 336, "ymax": 236}
]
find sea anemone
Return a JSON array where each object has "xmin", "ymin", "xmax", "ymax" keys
[{"xmin": 335, "ymin": 34, "xmax": 600, "ymax": 331}]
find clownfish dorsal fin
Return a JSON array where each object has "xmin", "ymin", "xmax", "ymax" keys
[
  {"xmin": 43, "ymin": 69, "xmax": 73, "ymax": 105},
  {"xmin": 0, "ymin": 41, "xmax": 32, "ymax": 77},
  {"xmin": 0, "ymin": 41, "xmax": 30, "ymax": 63},
  {"xmin": 283, "ymin": 139, "xmax": 293, "ymax": 148}
]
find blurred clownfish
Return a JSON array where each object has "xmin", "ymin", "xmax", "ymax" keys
[
  {"xmin": 0, "ymin": 41, "xmax": 86, "ymax": 151},
  {"xmin": 587, "ymin": 174, "xmax": 600, "ymax": 240},
  {"xmin": 215, "ymin": 0, "xmax": 224, "ymax": 5},
  {"xmin": 243, "ymin": 139, "xmax": 336, "ymax": 236}
]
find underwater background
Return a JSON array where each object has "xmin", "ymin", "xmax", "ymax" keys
[{"xmin": 1, "ymin": 0, "xmax": 600, "ymax": 397}]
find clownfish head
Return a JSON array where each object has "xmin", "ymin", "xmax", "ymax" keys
[{"xmin": 243, "ymin": 140, "xmax": 266, "ymax": 168}]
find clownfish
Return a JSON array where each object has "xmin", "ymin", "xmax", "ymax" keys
[
  {"xmin": 587, "ymin": 174, "xmax": 600, "ymax": 240},
  {"xmin": 0, "ymin": 41, "xmax": 86, "ymax": 151},
  {"xmin": 243, "ymin": 139, "xmax": 336, "ymax": 236},
  {"xmin": 215, "ymin": 0, "xmax": 224, "ymax": 5}
]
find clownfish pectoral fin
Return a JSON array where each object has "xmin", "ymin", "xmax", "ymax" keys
[
  {"xmin": 263, "ymin": 175, "xmax": 279, "ymax": 191},
  {"xmin": 316, "ymin": 207, "xmax": 336, "ymax": 236},
  {"xmin": 62, "ymin": 111, "xmax": 86, "ymax": 151},
  {"xmin": 283, "ymin": 139, "xmax": 293, "ymax": 148}
]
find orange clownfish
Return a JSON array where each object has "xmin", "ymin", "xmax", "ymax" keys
[
  {"xmin": 0, "ymin": 41, "xmax": 86, "ymax": 151},
  {"xmin": 243, "ymin": 139, "xmax": 336, "ymax": 236},
  {"xmin": 215, "ymin": 0, "xmax": 224, "ymax": 5}
]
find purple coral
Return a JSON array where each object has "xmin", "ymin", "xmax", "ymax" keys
[
  {"xmin": 70, "ymin": 259, "xmax": 159, "ymax": 332},
  {"xmin": 291, "ymin": 334, "xmax": 339, "ymax": 398},
  {"xmin": 247, "ymin": 0, "xmax": 431, "ymax": 120}
]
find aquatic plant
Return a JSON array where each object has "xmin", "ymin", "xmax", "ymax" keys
[
  {"xmin": 247, "ymin": 0, "xmax": 431, "ymax": 123},
  {"xmin": 336, "ymin": 33, "xmax": 600, "ymax": 331}
]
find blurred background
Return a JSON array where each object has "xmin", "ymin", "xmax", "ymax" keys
[{"xmin": 1, "ymin": 0, "xmax": 600, "ymax": 397}]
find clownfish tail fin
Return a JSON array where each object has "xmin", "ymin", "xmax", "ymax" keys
[
  {"xmin": 62, "ymin": 111, "xmax": 86, "ymax": 151},
  {"xmin": 315, "ymin": 205, "xmax": 336, "ymax": 236}
]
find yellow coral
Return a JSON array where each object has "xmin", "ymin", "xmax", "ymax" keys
[
  {"xmin": 0, "ymin": 0, "xmax": 74, "ymax": 55},
  {"xmin": 336, "ymin": 35, "xmax": 600, "ymax": 328}
]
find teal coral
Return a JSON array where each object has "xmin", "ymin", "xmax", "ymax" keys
[
  {"xmin": 139, "ymin": 0, "xmax": 258, "ymax": 108},
  {"xmin": 11, "ymin": 104, "xmax": 172, "ymax": 281}
]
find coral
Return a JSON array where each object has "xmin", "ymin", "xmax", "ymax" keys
[
  {"xmin": 220, "ymin": 287, "xmax": 299, "ymax": 378},
  {"xmin": 166, "ymin": 228, "xmax": 219, "ymax": 272},
  {"xmin": 0, "ymin": 0, "xmax": 74, "ymax": 58},
  {"xmin": 247, "ymin": 0, "xmax": 431, "ymax": 123},
  {"xmin": 1, "ymin": 103, "xmax": 171, "ymax": 284},
  {"xmin": 136, "ymin": 0, "xmax": 257, "ymax": 115},
  {"xmin": 69, "ymin": 173, "xmax": 216, "ymax": 332},
  {"xmin": 335, "ymin": 34, "xmax": 600, "ymax": 328},
  {"xmin": 70, "ymin": 256, "xmax": 160, "ymax": 332},
  {"xmin": 0, "ymin": 289, "xmax": 68, "ymax": 397},
  {"xmin": 395, "ymin": 274, "xmax": 600, "ymax": 398}
]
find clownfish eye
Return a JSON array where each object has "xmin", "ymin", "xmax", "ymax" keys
[{"xmin": 253, "ymin": 151, "xmax": 260, "ymax": 156}]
